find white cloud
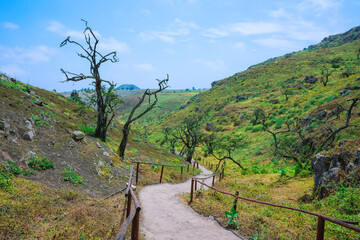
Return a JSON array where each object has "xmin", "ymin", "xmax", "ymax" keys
[
  {"xmin": 174, "ymin": 18, "xmax": 199, "ymax": 29},
  {"xmin": 253, "ymin": 38, "xmax": 296, "ymax": 48},
  {"xmin": 0, "ymin": 64, "xmax": 26, "ymax": 76},
  {"xmin": 269, "ymin": 8, "xmax": 293, "ymax": 19},
  {"xmin": 133, "ymin": 63, "xmax": 155, "ymax": 71},
  {"xmin": 0, "ymin": 45, "xmax": 57, "ymax": 64},
  {"xmin": 139, "ymin": 31, "xmax": 176, "ymax": 43},
  {"xmin": 3, "ymin": 22, "xmax": 19, "ymax": 29},
  {"xmin": 203, "ymin": 28, "xmax": 228, "ymax": 38},
  {"xmin": 229, "ymin": 22, "xmax": 283, "ymax": 35},
  {"xmin": 98, "ymin": 38, "xmax": 130, "ymax": 53},
  {"xmin": 203, "ymin": 22, "xmax": 282, "ymax": 38},
  {"xmin": 299, "ymin": 0, "xmax": 342, "ymax": 11},
  {"xmin": 195, "ymin": 59, "xmax": 224, "ymax": 70},
  {"xmin": 139, "ymin": 18, "xmax": 197, "ymax": 43},
  {"xmin": 47, "ymin": 20, "xmax": 129, "ymax": 53}
]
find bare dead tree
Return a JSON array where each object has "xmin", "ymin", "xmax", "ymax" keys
[
  {"xmin": 319, "ymin": 65, "xmax": 334, "ymax": 87},
  {"xmin": 118, "ymin": 75, "xmax": 169, "ymax": 159},
  {"xmin": 261, "ymin": 98, "xmax": 359, "ymax": 167},
  {"xmin": 318, "ymin": 97, "xmax": 359, "ymax": 151},
  {"xmin": 60, "ymin": 19, "xmax": 120, "ymax": 141}
]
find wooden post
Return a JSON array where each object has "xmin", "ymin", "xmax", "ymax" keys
[
  {"xmin": 136, "ymin": 162, "xmax": 139, "ymax": 185},
  {"xmin": 197, "ymin": 162, "xmax": 199, "ymax": 168},
  {"xmin": 187, "ymin": 164, "xmax": 189, "ymax": 172},
  {"xmin": 233, "ymin": 191, "xmax": 239, "ymax": 211},
  {"xmin": 131, "ymin": 209, "xmax": 140, "ymax": 240},
  {"xmin": 190, "ymin": 178, "xmax": 194, "ymax": 203},
  {"xmin": 195, "ymin": 180, "xmax": 197, "ymax": 191},
  {"xmin": 181, "ymin": 166, "xmax": 183, "ymax": 176},
  {"xmin": 212, "ymin": 175, "xmax": 215, "ymax": 186},
  {"xmin": 159, "ymin": 165, "xmax": 164, "ymax": 183},
  {"xmin": 126, "ymin": 193, "xmax": 132, "ymax": 218},
  {"xmin": 316, "ymin": 217, "xmax": 325, "ymax": 240}
]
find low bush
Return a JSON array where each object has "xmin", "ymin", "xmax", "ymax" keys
[{"xmin": 28, "ymin": 155, "xmax": 55, "ymax": 170}]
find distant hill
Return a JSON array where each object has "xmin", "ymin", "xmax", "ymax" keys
[{"xmin": 116, "ymin": 84, "xmax": 140, "ymax": 90}]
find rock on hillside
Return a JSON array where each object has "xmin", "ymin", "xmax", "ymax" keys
[{"xmin": 0, "ymin": 75, "xmax": 127, "ymax": 197}]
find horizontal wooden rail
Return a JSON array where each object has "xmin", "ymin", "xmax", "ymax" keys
[
  {"xmin": 133, "ymin": 160, "xmax": 199, "ymax": 184},
  {"xmin": 132, "ymin": 161, "xmax": 190, "ymax": 168},
  {"xmin": 190, "ymin": 179, "xmax": 360, "ymax": 240}
]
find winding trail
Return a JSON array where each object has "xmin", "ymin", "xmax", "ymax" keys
[{"xmin": 139, "ymin": 164, "xmax": 243, "ymax": 240}]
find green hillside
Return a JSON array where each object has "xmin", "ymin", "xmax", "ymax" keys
[{"xmin": 143, "ymin": 28, "xmax": 360, "ymax": 239}]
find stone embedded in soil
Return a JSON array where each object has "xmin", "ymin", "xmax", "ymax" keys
[
  {"xmin": 73, "ymin": 131, "xmax": 85, "ymax": 140},
  {"xmin": 22, "ymin": 131, "xmax": 35, "ymax": 141}
]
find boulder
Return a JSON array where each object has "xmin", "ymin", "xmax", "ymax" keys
[
  {"xmin": 34, "ymin": 98, "xmax": 43, "ymax": 106},
  {"xmin": 73, "ymin": 131, "xmax": 85, "ymax": 140},
  {"xmin": 22, "ymin": 131, "xmax": 34, "ymax": 141},
  {"xmin": 312, "ymin": 154, "xmax": 331, "ymax": 188},
  {"xmin": 24, "ymin": 120, "xmax": 33, "ymax": 131}
]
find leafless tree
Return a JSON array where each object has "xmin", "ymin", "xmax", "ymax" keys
[
  {"xmin": 60, "ymin": 19, "xmax": 120, "ymax": 141},
  {"xmin": 319, "ymin": 65, "xmax": 334, "ymax": 87},
  {"xmin": 118, "ymin": 75, "xmax": 169, "ymax": 159}
]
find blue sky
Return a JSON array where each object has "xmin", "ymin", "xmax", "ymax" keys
[{"xmin": 0, "ymin": 0, "xmax": 359, "ymax": 91}]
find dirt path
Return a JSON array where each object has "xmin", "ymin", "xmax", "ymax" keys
[{"xmin": 139, "ymin": 164, "xmax": 243, "ymax": 240}]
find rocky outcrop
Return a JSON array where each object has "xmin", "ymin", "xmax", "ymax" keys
[
  {"xmin": 304, "ymin": 75, "xmax": 318, "ymax": 84},
  {"xmin": 312, "ymin": 150, "xmax": 360, "ymax": 199},
  {"xmin": 22, "ymin": 119, "xmax": 35, "ymax": 141},
  {"xmin": 211, "ymin": 80, "xmax": 224, "ymax": 88}
]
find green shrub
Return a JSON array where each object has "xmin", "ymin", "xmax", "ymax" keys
[
  {"xmin": 80, "ymin": 122, "xmax": 96, "ymax": 135},
  {"xmin": 31, "ymin": 114, "xmax": 49, "ymax": 126},
  {"xmin": 28, "ymin": 155, "xmax": 55, "ymax": 170},
  {"xmin": 0, "ymin": 170, "xmax": 12, "ymax": 191},
  {"xmin": 7, "ymin": 161, "xmax": 22, "ymax": 175},
  {"xmin": 62, "ymin": 166, "xmax": 83, "ymax": 186}
]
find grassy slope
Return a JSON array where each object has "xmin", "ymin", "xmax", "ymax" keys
[
  {"xmin": 147, "ymin": 38, "xmax": 360, "ymax": 239},
  {"xmin": 0, "ymin": 76, "xmax": 199, "ymax": 239}
]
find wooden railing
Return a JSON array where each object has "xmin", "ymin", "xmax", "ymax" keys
[
  {"xmin": 132, "ymin": 161, "xmax": 199, "ymax": 184},
  {"xmin": 189, "ymin": 178, "xmax": 360, "ymax": 240},
  {"xmin": 115, "ymin": 166, "xmax": 141, "ymax": 240}
]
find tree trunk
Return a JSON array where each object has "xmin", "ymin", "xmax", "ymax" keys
[
  {"xmin": 186, "ymin": 149, "xmax": 193, "ymax": 163},
  {"xmin": 94, "ymin": 74, "xmax": 107, "ymax": 141},
  {"xmin": 118, "ymin": 123, "xmax": 130, "ymax": 159}
]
